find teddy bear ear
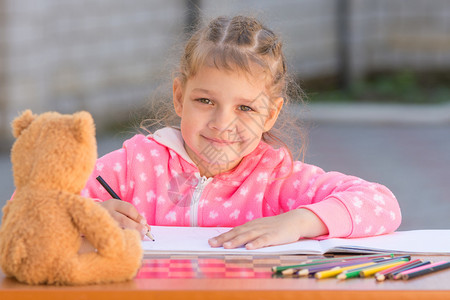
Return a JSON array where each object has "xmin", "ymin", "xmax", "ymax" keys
[
  {"xmin": 11, "ymin": 110, "xmax": 37, "ymax": 138},
  {"xmin": 72, "ymin": 111, "xmax": 95, "ymax": 142}
]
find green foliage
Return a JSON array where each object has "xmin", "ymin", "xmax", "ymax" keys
[{"xmin": 307, "ymin": 71, "xmax": 450, "ymax": 103}]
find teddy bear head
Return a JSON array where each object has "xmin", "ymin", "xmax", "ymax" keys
[{"xmin": 11, "ymin": 110, "xmax": 97, "ymax": 194}]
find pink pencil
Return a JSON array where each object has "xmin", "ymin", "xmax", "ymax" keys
[
  {"xmin": 402, "ymin": 261, "xmax": 450, "ymax": 280},
  {"xmin": 397, "ymin": 261, "xmax": 448, "ymax": 279}
]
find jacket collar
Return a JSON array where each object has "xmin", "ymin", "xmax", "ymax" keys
[
  {"xmin": 150, "ymin": 127, "xmax": 278, "ymax": 183},
  {"xmin": 151, "ymin": 127, "xmax": 196, "ymax": 166}
]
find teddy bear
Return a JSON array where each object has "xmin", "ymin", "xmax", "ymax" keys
[{"xmin": 0, "ymin": 110, "xmax": 143, "ymax": 285}]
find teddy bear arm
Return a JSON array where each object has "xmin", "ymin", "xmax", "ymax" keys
[
  {"xmin": 1, "ymin": 203, "xmax": 10, "ymax": 224},
  {"xmin": 68, "ymin": 195, "xmax": 132, "ymax": 254},
  {"xmin": 63, "ymin": 196, "xmax": 143, "ymax": 284},
  {"xmin": 0, "ymin": 234, "xmax": 29, "ymax": 280},
  {"xmin": 60, "ymin": 228, "xmax": 143, "ymax": 285}
]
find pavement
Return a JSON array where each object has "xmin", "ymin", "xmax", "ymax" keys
[{"xmin": 1, "ymin": 102, "xmax": 449, "ymax": 230}]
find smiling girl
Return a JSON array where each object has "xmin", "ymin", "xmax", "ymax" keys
[{"xmin": 82, "ymin": 15, "xmax": 401, "ymax": 250}]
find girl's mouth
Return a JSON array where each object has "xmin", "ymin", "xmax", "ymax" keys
[{"xmin": 203, "ymin": 136, "xmax": 238, "ymax": 145}]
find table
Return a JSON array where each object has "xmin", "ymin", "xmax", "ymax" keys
[{"xmin": 1, "ymin": 254, "xmax": 449, "ymax": 300}]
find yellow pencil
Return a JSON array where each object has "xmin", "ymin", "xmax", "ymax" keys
[
  {"xmin": 315, "ymin": 262, "xmax": 376, "ymax": 279},
  {"xmin": 359, "ymin": 260, "xmax": 408, "ymax": 278}
]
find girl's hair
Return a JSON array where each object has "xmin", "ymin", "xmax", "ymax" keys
[
  {"xmin": 141, "ymin": 15, "xmax": 307, "ymax": 162},
  {"xmin": 179, "ymin": 15, "xmax": 286, "ymax": 101}
]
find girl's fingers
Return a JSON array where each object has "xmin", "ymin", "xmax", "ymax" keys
[
  {"xmin": 208, "ymin": 226, "xmax": 244, "ymax": 247},
  {"xmin": 136, "ymin": 215, "xmax": 149, "ymax": 227},
  {"xmin": 113, "ymin": 212, "xmax": 148, "ymax": 237},
  {"xmin": 210, "ymin": 227, "xmax": 266, "ymax": 249},
  {"xmin": 101, "ymin": 200, "xmax": 148, "ymax": 238},
  {"xmin": 222, "ymin": 230, "xmax": 260, "ymax": 249},
  {"xmin": 208, "ymin": 215, "xmax": 291, "ymax": 249},
  {"xmin": 245, "ymin": 234, "xmax": 272, "ymax": 250},
  {"xmin": 113, "ymin": 200, "xmax": 144, "ymax": 223},
  {"xmin": 119, "ymin": 204, "xmax": 150, "ymax": 237},
  {"xmin": 225, "ymin": 230, "xmax": 276, "ymax": 249},
  {"xmin": 113, "ymin": 211, "xmax": 139, "ymax": 229}
]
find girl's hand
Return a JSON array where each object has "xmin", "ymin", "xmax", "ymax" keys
[
  {"xmin": 98, "ymin": 199, "xmax": 149, "ymax": 239},
  {"xmin": 208, "ymin": 209, "xmax": 328, "ymax": 250}
]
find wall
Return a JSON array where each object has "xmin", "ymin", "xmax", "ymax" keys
[
  {"xmin": 0, "ymin": 0, "xmax": 184, "ymax": 143},
  {"xmin": 1, "ymin": 0, "xmax": 449, "ymax": 142}
]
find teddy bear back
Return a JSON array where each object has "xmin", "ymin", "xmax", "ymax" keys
[
  {"xmin": 11, "ymin": 110, "xmax": 98, "ymax": 194},
  {"xmin": 2, "ymin": 110, "xmax": 143, "ymax": 285}
]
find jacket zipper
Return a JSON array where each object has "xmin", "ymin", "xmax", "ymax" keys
[{"xmin": 190, "ymin": 174, "xmax": 212, "ymax": 226}]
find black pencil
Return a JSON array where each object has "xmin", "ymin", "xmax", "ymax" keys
[
  {"xmin": 96, "ymin": 175, "xmax": 121, "ymax": 199},
  {"xmin": 96, "ymin": 175, "xmax": 155, "ymax": 241}
]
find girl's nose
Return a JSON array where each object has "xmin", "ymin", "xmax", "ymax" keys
[{"xmin": 209, "ymin": 109, "xmax": 235, "ymax": 132}]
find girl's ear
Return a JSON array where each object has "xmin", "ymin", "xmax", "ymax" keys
[
  {"xmin": 173, "ymin": 77, "xmax": 184, "ymax": 117},
  {"xmin": 263, "ymin": 97, "xmax": 284, "ymax": 132}
]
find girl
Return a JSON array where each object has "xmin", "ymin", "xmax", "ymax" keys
[{"xmin": 82, "ymin": 15, "xmax": 401, "ymax": 250}]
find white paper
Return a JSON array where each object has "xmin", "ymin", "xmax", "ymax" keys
[
  {"xmin": 319, "ymin": 230, "xmax": 450, "ymax": 255},
  {"xmin": 142, "ymin": 226, "xmax": 450, "ymax": 256},
  {"xmin": 142, "ymin": 226, "xmax": 323, "ymax": 255}
]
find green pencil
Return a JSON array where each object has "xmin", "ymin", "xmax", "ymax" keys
[
  {"xmin": 272, "ymin": 253, "xmax": 394, "ymax": 273},
  {"xmin": 274, "ymin": 261, "xmax": 332, "ymax": 274}
]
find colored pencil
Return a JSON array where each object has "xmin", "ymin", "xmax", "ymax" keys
[
  {"xmin": 272, "ymin": 253, "xmax": 394, "ymax": 273},
  {"xmin": 278, "ymin": 261, "xmax": 338, "ymax": 274},
  {"xmin": 400, "ymin": 261, "xmax": 450, "ymax": 280},
  {"xmin": 360, "ymin": 260, "xmax": 409, "ymax": 277},
  {"xmin": 315, "ymin": 261, "xmax": 375, "ymax": 279},
  {"xmin": 385, "ymin": 259, "xmax": 425, "ymax": 279},
  {"xmin": 278, "ymin": 261, "xmax": 337, "ymax": 275},
  {"xmin": 337, "ymin": 257, "xmax": 409, "ymax": 280},
  {"xmin": 392, "ymin": 261, "xmax": 431, "ymax": 280},
  {"xmin": 96, "ymin": 175, "xmax": 155, "ymax": 241},
  {"xmin": 377, "ymin": 259, "xmax": 422, "ymax": 276},
  {"xmin": 375, "ymin": 259, "xmax": 423, "ymax": 281},
  {"xmin": 295, "ymin": 257, "xmax": 387, "ymax": 277},
  {"xmin": 336, "ymin": 269, "xmax": 363, "ymax": 280}
]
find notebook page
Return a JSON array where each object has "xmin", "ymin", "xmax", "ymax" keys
[
  {"xmin": 318, "ymin": 230, "xmax": 450, "ymax": 255},
  {"xmin": 141, "ymin": 226, "xmax": 323, "ymax": 255}
]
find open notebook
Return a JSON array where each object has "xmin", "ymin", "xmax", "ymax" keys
[{"xmin": 142, "ymin": 226, "xmax": 450, "ymax": 255}]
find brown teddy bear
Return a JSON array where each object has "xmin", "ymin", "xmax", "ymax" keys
[{"xmin": 0, "ymin": 110, "xmax": 143, "ymax": 285}]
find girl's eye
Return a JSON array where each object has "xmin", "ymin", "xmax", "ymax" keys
[
  {"xmin": 197, "ymin": 98, "xmax": 212, "ymax": 105},
  {"xmin": 238, "ymin": 105, "xmax": 254, "ymax": 112}
]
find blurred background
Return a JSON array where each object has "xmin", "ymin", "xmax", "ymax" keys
[{"xmin": 0, "ymin": 0, "xmax": 449, "ymax": 229}]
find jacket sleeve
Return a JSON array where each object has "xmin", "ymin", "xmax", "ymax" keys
[
  {"xmin": 275, "ymin": 161, "xmax": 402, "ymax": 239},
  {"xmin": 81, "ymin": 136, "xmax": 138, "ymax": 202}
]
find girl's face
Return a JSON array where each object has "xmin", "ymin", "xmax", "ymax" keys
[{"xmin": 173, "ymin": 66, "xmax": 283, "ymax": 177}]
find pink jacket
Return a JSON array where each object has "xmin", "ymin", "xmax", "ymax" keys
[{"xmin": 82, "ymin": 127, "xmax": 401, "ymax": 238}]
